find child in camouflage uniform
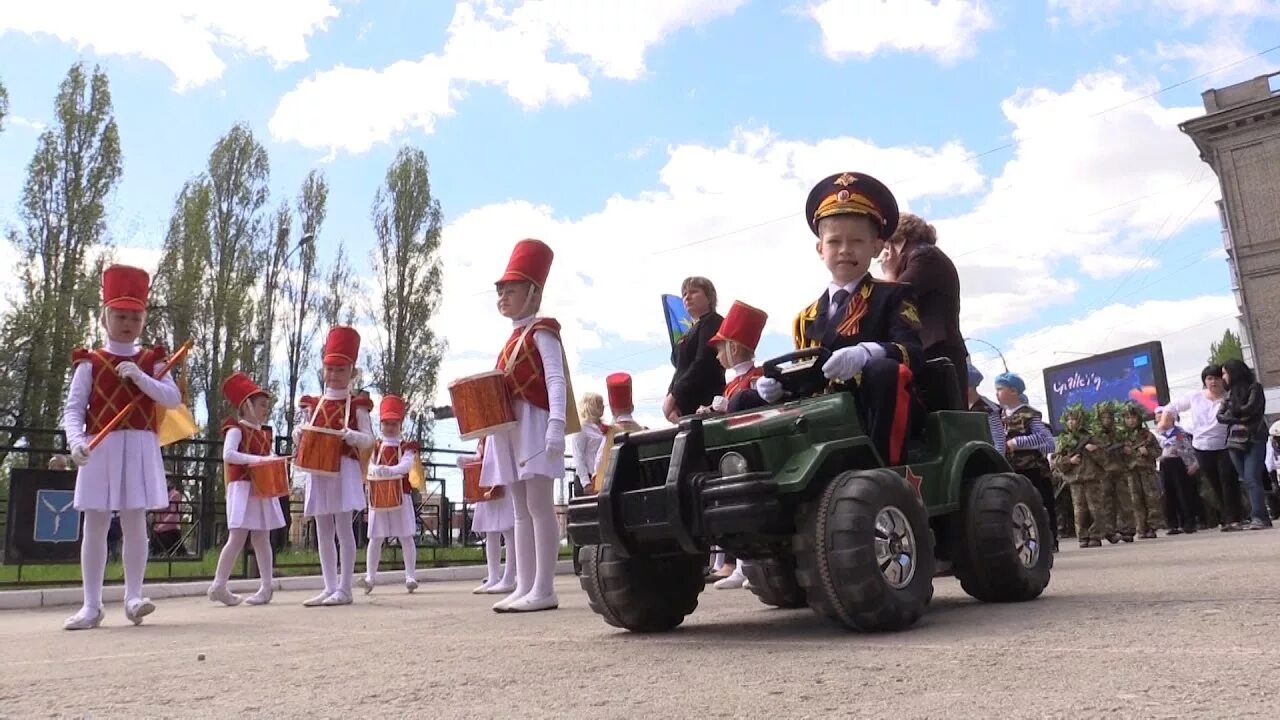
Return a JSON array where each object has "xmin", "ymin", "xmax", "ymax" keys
[
  {"xmin": 1120, "ymin": 402, "xmax": 1165, "ymax": 539},
  {"xmin": 1053, "ymin": 404, "xmax": 1114, "ymax": 547},
  {"xmin": 1094, "ymin": 401, "xmax": 1135, "ymax": 543}
]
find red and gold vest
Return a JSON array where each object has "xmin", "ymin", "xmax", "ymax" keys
[
  {"xmin": 221, "ymin": 418, "xmax": 273, "ymax": 482},
  {"xmin": 724, "ymin": 366, "xmax": 764, "ymax": 402},
  {"xmin": 300, "ymin": 393, "xmax": 374, "ymax": 460},
  {"xmin": 497, "ymin": 318, "xmax": 561, "ymax": 411},
  {"xmin": 71, "ymin": 345, "xmax": 167, "ymax": 434},
  {"xmin": 374, "ymin": 440, "xmax": 420, "ymax": 493}
]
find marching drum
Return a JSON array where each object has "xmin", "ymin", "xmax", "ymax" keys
[
  {"xmin": 448, "ymin": 371, "xmax": 516, "ymax": 441},
  {"xmin": 461, "ymin": 458, "xmax": 484, "ymax": 504},
  {"xmin": 367, "ymin": 476, "xmax": 403, "ymax": 509},
  {"xmin": 295, "ymin": 426, "xmax": 344, "ymax": 477},
  {"xmin": 248, "ymin": 457, "xmax": 291, "ymax": 498}
]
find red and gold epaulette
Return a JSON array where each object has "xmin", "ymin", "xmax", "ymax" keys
[
  {"xmin": 71, "ymin": 348, "xmax": 93, "ymax": 365},
  {"xmin": 299, "ymin": 394, "xmax": 319, "ymax": 409},
  {"xmin": 401, "ymin": 441, "xmax": 420, "ymax": 453},
  {"xmin": 354, "ymin": 393, "xmax": 374, "ymax": 411},
  {"xmin": 219, "ymin": 417, "xmax": 240, "ymax": 436}
]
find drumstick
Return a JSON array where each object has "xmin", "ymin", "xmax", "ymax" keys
[
  {"xmin": 89, "ymin": 339, "xmax": 194, "ymax": 451},
  {"xmin": 518, "ymin": 449, "xmax": 546, "ymax": 468}
]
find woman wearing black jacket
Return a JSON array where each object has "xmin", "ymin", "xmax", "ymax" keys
[
  {"xmin": 664, "ymin": 276, "xmax": 725, "ymax": 422},
  {"xmin": 1216, "ymin": 358, "xmax": 1274, "ymax": 529}
]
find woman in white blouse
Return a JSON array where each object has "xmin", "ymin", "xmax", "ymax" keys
[
  {"xmin": 570, "ymin": 393, "xmax": 607, "ymax": 495},
  {"xmin": 1159, "ymin": 364, "xmax": 1244, "ymax": 531}
]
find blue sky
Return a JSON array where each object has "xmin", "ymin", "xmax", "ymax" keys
[{"xmin": 2, "ymin": 1, "xmax": 1278, "ymax": 488}]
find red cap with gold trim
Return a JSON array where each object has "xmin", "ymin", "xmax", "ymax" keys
[
  {"xmin": 805, "ymin": 172, "xmax": 899, "ymax": 239},
  {"xmin": 380, "ymin": 394, "xmax": 407, "ymax": 422},
  {"xmin": 102, "ymin": 264, "xmax": 150, "ymax": 312},
  {"xmin": 606, "ymin": 372, "xmax": 633, "ymax": 414},
  {"xmin": 496, "ymin": 239, "xmax": 554, "ymax": 288},
  {"xmin": 323, "ymin": 326, "xmax": 361, "ymax": 366},
  {"xmin": 221, "ymin": 372, "xmax": 269, "ymax": 409},
  {"xmin": 710, "ymin": 300, "xmax": 767, "ymax": 353}
]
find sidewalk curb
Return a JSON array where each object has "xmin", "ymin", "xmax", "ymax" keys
[{"xmin": 0, "ymin": 560, "xmax": 576, "ymax": 610}]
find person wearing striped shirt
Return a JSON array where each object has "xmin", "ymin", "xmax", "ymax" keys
[
  {"xmin": 965, "ymin": 360, "xmax": 1006, "ymax": 455},
  {"xmin": 995, "ymin": 372, "xmax": 1059, "ymax": 550}
]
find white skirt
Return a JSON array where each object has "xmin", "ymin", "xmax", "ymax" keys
[
  {"xmin": 303, "ymin": 456, "xmax": 366, "ymax": 517},
  {"xmin": 472, "ymin": 491, "xmax": 515, "ymax": 533},
  {"xmin": 226, "ymin": 480, "xmax": 286, "ymax": 531},
  {"xmin": 367, "ymin": 493, "xmax": 416, "ymax": 539},
  {"xmin": 480, "ymin": 399, "xmax": 564, "ymax": 488},
  {"xmin": 73, "ymin": 429, "xmax": 169, "ymax": 512}
]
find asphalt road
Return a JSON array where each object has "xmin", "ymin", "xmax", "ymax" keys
[{"xmin": 1, "ymin": 531, "xmax": 1278, "ymax": 719}]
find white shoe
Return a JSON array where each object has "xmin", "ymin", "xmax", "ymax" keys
[
  {"xmin": 207, "ymin": 584, "xmax": 243, "ymax": 606},
  {"xmin": 714, "ymin": 572, "xmax": 747, "ymax": 590},
  {"xmin": 124, "ymin": 598, "xmax": 156, "ymax": 626},
  {"xmin": 505, "ymin": 593, "xmax": 559, "ymax": 613},
  {"xmin": 357, "ymin": 576, "xmax": 373, "ymax": 595},
  {"xmin": 63, "ymin": 607, "xmax": 104, "ymax": 631},
  {"xmin": 484, "ymin": 581, "xmax": 516, "ymax": 595},
  {"xmin": 321, "ymin": 590, "xmax": 353, "ymax": 606},
  {"xmin": 405, "ymin": 577, "xmax": 419, "ymax": 593},
  {"xmin": 303, "ymin": 591, "xmax": 332, "ymax": 607},
  {"xmin": 742, "ymin": 578, "xmax": 753, "ymax": 591},
  {"xmin": 472, "ymin": 580, "xmax": 494, "ymax": 594},
  {"xmin": 493, "ymin": 591, "xmax": 528, "ymax": 613},
  {"xmin": 243, "ymin": 587, "xmax": 273, "ymax": 606}
]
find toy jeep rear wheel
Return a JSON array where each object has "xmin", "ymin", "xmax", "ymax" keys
[
  {"xmin": 743, "ymin": 556, "xmax": 806, "ymax": 609},
  {"xmin": 579, "ymin": 544, "xmax": 705, "ymax": 633},
  {"xmin": 794, "ymin": 468, "xmax": 935, "ymax": 631},
  {"xmin": 952, "ymin": 472, "xmax": 1052, "ymax": 603}
]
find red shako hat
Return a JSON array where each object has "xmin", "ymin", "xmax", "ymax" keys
[
  {"xmin": 496, "ymin": 239, "xmax": 554, "ymax": 288},
  {"xmin": 221, "ymin": 372, "xmax": 269, "ymax": 409},
  {"xmin": 380, "ymin": 394, "xmax": 407, "ymax": 422},
  {"xmin": 323, "ymin": 326, "xmax": 361, "ymax": 366},
  {"xmin": 102, "ymin": 264, "xmax": 151, "ymax": 312},
  {"xmin": 606, "ymin": 373, "xmax": 634, "ymax": 414},
  {"xmin": 710, "ymin": 300, "xmax": 768, "ymax": 353}
]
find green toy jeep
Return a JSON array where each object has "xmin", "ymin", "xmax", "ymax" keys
[{"xmin": 566, "ymin": 349, "xmax": 1052, "ymax": 633}]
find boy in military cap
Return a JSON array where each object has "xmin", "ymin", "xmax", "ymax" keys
[
  {"xmin": 755, "ymin": 172, "xmax": 924, "ymax": 466},
  {"xmin": 1120, "ymin": 402, "xmax": 1164, "ymax": 538},
  {"xmin": 993, "ymin": 373, "xmax": 1059, "ymax": 549}
]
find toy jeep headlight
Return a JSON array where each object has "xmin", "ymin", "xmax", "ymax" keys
[{"xmin": 719, "ymin": 452, "xmax": 749, "ymax": 476}]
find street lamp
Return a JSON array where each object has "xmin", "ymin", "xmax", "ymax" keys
[
  {"xmin": 285, "ymin": 232, "xmax": 315, "ymax": 264},
  {"xmin": 964, "ymin": 337, "xmax": 1009, "ymax": 373}
]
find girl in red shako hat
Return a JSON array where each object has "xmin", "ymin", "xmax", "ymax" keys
[
  {"xmin": 358, "ymin": 394, "xmax": 421, "ymax": 594},
  {"xmin": 61, "ymin": 264, "xmax": 183, "ymax": 630},
  {"xmin": 208, "ymin": 372, "xmax": 286, "ymax": 606},
  {"xmin": 480, "ymin": 238, "xmax": 578, "ymax": 613},
  {"xmin": 456, "ymin": 440, "xmax": 517, "ymax": 595},
  {"xmin": 294, "ymin": 326, "xmax": 375, "ymax": 607},
  {"xmin": 700, "ymin": 300, "xmax": 769, "ymax": 416}
]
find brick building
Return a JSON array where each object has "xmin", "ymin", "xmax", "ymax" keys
[{"xmin": 1180, "ymin": 72, "xmax": 1280, "ymax": 413}]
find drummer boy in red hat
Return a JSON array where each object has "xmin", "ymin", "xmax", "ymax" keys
[
  {"xmin": 209, "ymin": 372, "xmax": 286, "ymax": 607},
  {"xmin": 755, "ymin": 172, "xmax": 924, "ymax": 466},
  {"xmin": 359, "ymin": 394, "xmax": 422, "ymax": 595},
  {"xmin": 61, "ymin": 264, "xmax": 183, "ymax": 630},
  {"xmin": 699, "ymin": 300, "xmax": 769, "ymax": 415},
  {"xmin": 605, "ymin": 373, "xmax": 645, "ymax": 434},
  {"xmin": 294, "ymin": 326, "xmax": 375, "ymax": 607},
  {"xmin": 478, "ymin": 238, "xmax": 578, "ymax": 613}
]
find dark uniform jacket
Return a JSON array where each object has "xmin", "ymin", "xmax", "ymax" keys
[
  {"xmin": 791, "ymin": 276, "xmax": 923, "ymax": 371},
  {"xmin": 668, "ymin": 312, "xmax": 725, "ymax": 416},
  {"xmin": 893, "ymin": 244, "xmax": 968, "ymax": 393}
]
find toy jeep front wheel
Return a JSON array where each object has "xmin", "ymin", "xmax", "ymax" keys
[
  {"xmin": 794, "ymin": 468, "xmax": 935, "ymax": 631},
  {"xmin": 952, "ymin": 472, "xmax": 1052, "ymax": 603},
  {"xmin": 743, "ymin": 557, "xmax": 806, "ymax": 609},
  {"xmin": 579, "ymin": 544, "xmax": 705, "ymax": 633}
]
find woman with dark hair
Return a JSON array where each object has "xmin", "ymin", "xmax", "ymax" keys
[
  {"xmin": 1216, "ymin": 358, "xmax": 1273, "ymax": 530},
  {"xmin": 1161, "ymin": 364, "xmax": 1239, "ymax": 530},
  {"xmin": 880, "ymin": 213, "xmax": 968, "ymax": 394},
  {"xmin": 663, "ymin": 277, "xmax": 725, "ymax": 422}
]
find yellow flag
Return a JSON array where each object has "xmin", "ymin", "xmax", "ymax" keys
[
  {"xmin": 158, "ymin": 405, "xmax": 199, "ymax": 447},
  {"xmin": 408, "ymin": 454, "xmax": 425, "ymax": 490}
]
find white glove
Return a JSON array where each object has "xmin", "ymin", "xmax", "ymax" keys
[
  {"xmin": 342, "ymin": 428, "xmax": 361, "ymax": 446},
  {"xmin": 292, "ymin": 427, "xmax": 302, "ymax": 445},
  {"xmin": 545, "ymin": 419, "xmax": 566, "ymax": 459},
  {"xmin": 71, "ymin": 444, "xmax": 91, "ymax": 466},
  {"xmin": 711, "ymin": 395, "xmax": 727, "ymax": 413},
  {"xmin": 115, "ymin": 361, "xmax": 145, "ymax": 383},
  {"xmin": 822, "ymin": 345, "xmax": 871, "ymax": 382},
  {"xmin": 369, "ymin": 465, "xmax": 389, "ymax": 479},
  {"xmin": 455, "ymin": 454, "xmax": 480, "ymax": 468},
  {"xmin": 756, "ymin": 376, "xmax": 783, "ymax": 403}
]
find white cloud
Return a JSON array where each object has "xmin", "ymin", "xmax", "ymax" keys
[
  {"xmin": 1078, "ymin": 253, "xmax": 1160, "ymax": 279},
  {"xmin": 808, "ymin": 0, "xmax": 994, "ymax": 63},
  {"xmin": 7, "ymin": 116, "xmax": 46, "ymax": 132},
  {"xmin": 970, "ymin": 294, "xmax": 1239, "ymax": 413},
  {"xmin": 429, "ymin": 70, "xmax": 1226, "ymax": 425},
  {"xmin": 0, "ymin": 1, "xmax": 341, "ymax": 90},
  {"xmin": 1049, "ymin": 0, "xmax": 1280, "ymax": 24},
  {"xmin": 270, "ymin": 0, "xmax": 745, "ymax": 154}
]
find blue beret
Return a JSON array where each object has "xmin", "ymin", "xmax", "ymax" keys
[{"xmin": 994, "ymin": 372, "xmax": 1026, "ymax": 395}]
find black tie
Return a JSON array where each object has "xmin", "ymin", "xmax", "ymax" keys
[{"xmin": 824, "ymin": 289, "xmax": 850, "ymax": 340}]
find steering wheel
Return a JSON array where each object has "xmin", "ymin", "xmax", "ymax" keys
[{"xmin": 762, "ymin": 348, "xmax": 831, "ymax": 399}]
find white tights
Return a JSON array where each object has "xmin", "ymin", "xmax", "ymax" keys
[
  {"xmin": 80, "ymin": 509, "xmax": 148, "ymax": 611},
  {"xmin": 484, "ymin": 529, "xmax": 516, "ymax": 586},
  {"xmin": 314, "ymin": 511, "xmax": 356, "ymax": 594},
  {"xmin": 511, "ymin": 476, "xmax": 558, "ymax": 601},
  {"xmin": 366, "ymin": 536, "xmax": 417, "ymax": 580},
  {"xmin": 213, "ymin": 528, "xmax": 274, "ymax": 591}
]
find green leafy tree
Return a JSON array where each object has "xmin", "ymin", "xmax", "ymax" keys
[
  {"xmin": 1208, "ymin": 329, "xmax": 1244, "ymax": 366},
  {"xmin": 278, "ymin": 170, "xmax": 327, "ymax": 435}
]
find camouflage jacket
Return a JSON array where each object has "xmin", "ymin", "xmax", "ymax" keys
[
  {"xmin": 1093, "ymin": 426, "xmax": 1127, "ymax": 473},
  {"xmin": 1122, "ymin": 428, "xmax": 1160, "ymax": 472},
  {"xmin": 1003, "ymin": 405, "xmax": 1053, "ymax": 475}
]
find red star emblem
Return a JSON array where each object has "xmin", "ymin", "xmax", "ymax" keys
[{"xmin": 904, "ymin": 468, "xmax": 923, "ymax": 499}]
